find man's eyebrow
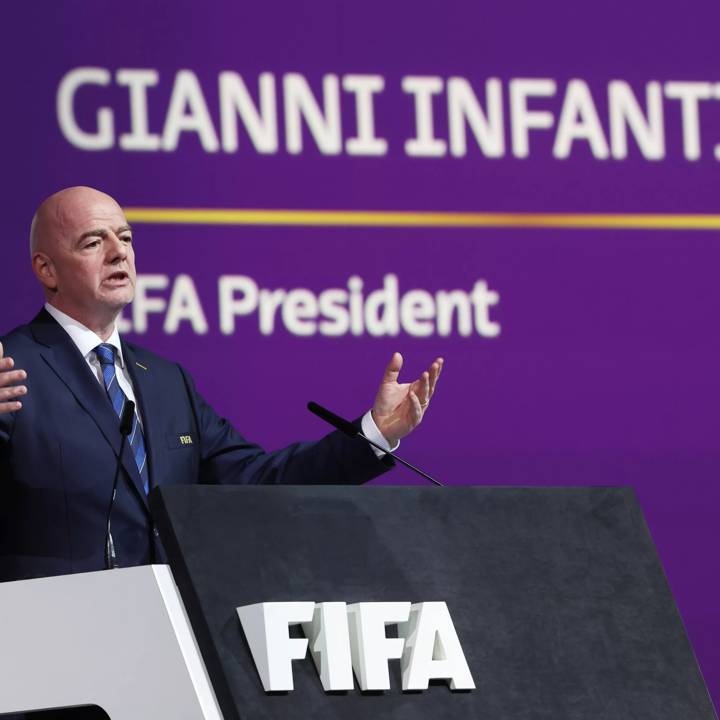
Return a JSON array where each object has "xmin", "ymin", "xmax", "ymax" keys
[
  {"xmin": 78, "ymin": 228, "xmax": 108, "ymax": 243},
  {"xmin": 77, "ymin": 224, "xmax": 133, "ymax": 243}
]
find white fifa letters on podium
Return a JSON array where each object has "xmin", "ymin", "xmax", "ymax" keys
[
  {"xmin": 236, "ymin": 602, "xmax": 314, "ymax": 691},
  {"xmin": 399, "ymin": 602, "xmax": 476, "ymax": 690},
  {"xmin": 302, "ymin": 602, "xmax": 355, "ymax": 691},
  {"xmin": 237, "ymin": 600, "xmax": 475, "ymax": 693},
  {"xmin": 347, "ymin": 601, "xmax": 411, "ymax": 690}
]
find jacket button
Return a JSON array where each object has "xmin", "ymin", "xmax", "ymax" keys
[{"xmin": 153, "ymin": 528, "xmax": 159, "ymax": 538}]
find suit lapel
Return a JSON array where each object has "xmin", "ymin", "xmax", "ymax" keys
[{"xmin": 30, "ymin": 310, "xmax": 149, "ymax": 512}]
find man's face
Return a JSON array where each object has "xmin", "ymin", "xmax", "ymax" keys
[{"xmin": 36, "ymin": 189, "xmax": 137, "ymax": 325}]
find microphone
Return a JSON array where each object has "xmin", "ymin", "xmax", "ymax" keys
[
  {"xmin": 307, "ymin": 401, "xmax": 443, "ymax": 486},
  {"xmin": 105, "ymin": 400, "xmax": 136, "ymax": 569},
  {"xmin": 119, "ymin": 399, "xmax": 135, "ymax": 437}
]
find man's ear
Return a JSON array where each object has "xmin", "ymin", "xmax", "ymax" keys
[{"xmin": 32, "ymin": 252, "xmax": 58, "ymax": 291}]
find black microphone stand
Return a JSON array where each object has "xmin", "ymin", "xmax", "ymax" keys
[
  {"xmin": 307, "ymin": 401, "xmax": 443, "ymax": 486},
  {"xmin": 105, "ymin": 400, "xmax": 136, "ymax": 569}
]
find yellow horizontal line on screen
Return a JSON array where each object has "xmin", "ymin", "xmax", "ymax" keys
[{"xmin": 123, "ymin": 208, "xmax": 720, "ymax": 230}]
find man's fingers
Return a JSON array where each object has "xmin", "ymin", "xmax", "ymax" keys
[
  {"xmin": 409, "ymin": 373, "xmax": 431, "ymax": 408},
  {"xmin": 0, "ymin": 354, "xmax": 28, "ymax": 414},
  {"xmin": 0, "ymin": 369, "xmax": 26, "ymax": 387},
  {"xmin": 428, "ymin": 357, "xmax": 444, "ymax": 396},
  {"xmin": 0, "ymin": 385, "xmax": 27, "ymax": 401},
  {"xmin": 409, "ymin": 371, "xmax": 427, "ymax": 400},
  {"xmin": 380, "ymin": 351, "xmax": 403, "ymax": 384},
  {"xmin": 428, "ymin": 364, "xmax": 438, "ymax": 397},
  {"xmin": 0, "ymin": 355, "xmax": 15, "ymax": 372},
  {"xmin": 419, "ymin": 371, "xmax": 430, "ymax": 404},
  {"xmin": 409, "ymin": 390, "xmax": 423, "ymax": 422}
]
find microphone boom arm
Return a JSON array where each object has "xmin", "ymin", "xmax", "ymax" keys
[{"xmin": 307, "ymin": 401, "xmax": 443, "ymax": 487}]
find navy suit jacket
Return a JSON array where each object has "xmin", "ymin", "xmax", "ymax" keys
[{"xmin": 0, "ymin": 310, "xmax": 389, "ymax": 582}]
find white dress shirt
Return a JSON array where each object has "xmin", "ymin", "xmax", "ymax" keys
[
  {"xmin": 45, "ymin": 303, "xmax": 142, "ymax": 428},
  {"xmin": 44, "ymin": 303, "xmax": 395, "ymax": 455}
]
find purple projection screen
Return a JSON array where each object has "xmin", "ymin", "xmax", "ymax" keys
[{"xmin": 1, "ymin": 0, "xmax": 719, "ymax": 708}]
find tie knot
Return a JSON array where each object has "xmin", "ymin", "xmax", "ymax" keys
[{"xmin": 94, "ymin": 343, "xmax": 116, "ymax": 367}]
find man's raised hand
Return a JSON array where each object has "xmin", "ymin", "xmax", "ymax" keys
[
  {"xmin": 0, "ymin": 342, "xmax": 27, "ymax": 413},
  {"xmin": 371, "ymin": 352, "xmax": 443, "ymax": 446}
]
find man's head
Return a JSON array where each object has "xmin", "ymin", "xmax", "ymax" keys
[{"xmin": 30, "ymin": 186, "xmax": 136, "ymax": 334}]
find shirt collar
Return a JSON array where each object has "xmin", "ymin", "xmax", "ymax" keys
[{"xmin": 44, "ymin": 302, "xmax": 125, "ymax": 367}]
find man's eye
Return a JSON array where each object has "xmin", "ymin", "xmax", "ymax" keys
[
  {"xmin": 85, "ymin": 240, "xmax": 100, "ymax": 248},
  {"xmin": 121, "ymin": 236, "xmax": 133, "ymax": 243}
]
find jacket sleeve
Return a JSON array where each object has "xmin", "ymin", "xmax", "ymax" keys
[
  {"xmin": 177, "ymin": 365, "xmax": 392, "ymax": 486},
  {"xmin": 0, "ymin": 408, "xmax": 16, "ymax": 461},
  {"xmin": 0, "ymin": 335, "xmax": 18, "ymax": 470}
]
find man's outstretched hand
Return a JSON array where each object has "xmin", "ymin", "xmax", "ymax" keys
[
  {"xmin": 0, "ymin": 342, "xmax": 27, "ymax": 414},
  {"xmin": 371, "ymin": 352, "xmax": 443, "ymax": 446}
]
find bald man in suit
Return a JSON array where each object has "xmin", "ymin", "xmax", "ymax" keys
[
  {"xmin": 0, "ymin": 187, "xmax": 443, "ymax": 719},
  {"xmin": 0, "ymin": 186, "xmax": 443, "ymax": 579}
]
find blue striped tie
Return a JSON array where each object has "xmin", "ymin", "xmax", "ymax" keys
[{"xmin": 94, "ymin": 343, "xmax": 150, "ymax": 494}]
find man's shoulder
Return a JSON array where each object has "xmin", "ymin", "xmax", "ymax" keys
[
  {"xmin": 1, "ymin": 321, "xmax": 33, "ymax": 341},
  {"xmin": 1, "ymin": 308, "xmax": 65, "ymax": 355},
  {"xmin": 1, "ymin": 319, "xmax": 39, "ymax": 355}
]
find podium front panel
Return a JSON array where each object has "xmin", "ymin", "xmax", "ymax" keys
[{"xmin": 151, "ymin": 485, "xmax": 716, "ymax": 720}]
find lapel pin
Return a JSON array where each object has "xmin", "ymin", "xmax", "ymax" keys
[{"xmin": 135, "ymin": 362, "xmax": 149, "ymax": 371}]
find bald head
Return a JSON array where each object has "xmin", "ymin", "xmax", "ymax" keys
[
  {"xmin": 29, "ymin": 186, "xmax": 136, "ymax": 338},
  {"xmin": 30, "ymin": 186, "xmax": 123, "ymax": 256}
]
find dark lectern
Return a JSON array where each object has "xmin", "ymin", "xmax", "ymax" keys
[{"xmin": 151, "ymin": 485, "xmax": 717, "ymax": 720}]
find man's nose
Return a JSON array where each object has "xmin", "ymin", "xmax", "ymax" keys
[{"xmin": 106, "ymin": 234, "xmax": 127, "ymax": 261}]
